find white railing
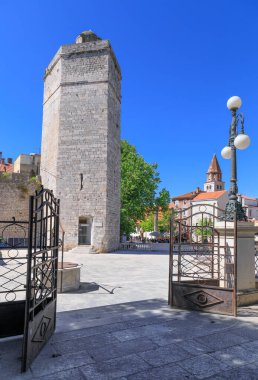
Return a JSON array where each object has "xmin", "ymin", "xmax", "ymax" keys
[{"xmin": 119, "ymin": 242, "xmax": 153, "ymax": 251}]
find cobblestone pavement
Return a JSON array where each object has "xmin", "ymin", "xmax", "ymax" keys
[{"xmin": 1, "ymin": 252, "xmax": 258, "ymax": 379}]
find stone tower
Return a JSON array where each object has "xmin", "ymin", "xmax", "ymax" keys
[
  {"xmin": 40, "ymin": 31, "xmax": 121, "ymax": 252},
  {"xmin": 204, "ymin": 154, "xmax": 225, "ymax": 192}
]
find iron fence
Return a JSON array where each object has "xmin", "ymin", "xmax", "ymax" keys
[{"xmin": 0, "ymin": 220, "xmax": 29, "ymax": 303}]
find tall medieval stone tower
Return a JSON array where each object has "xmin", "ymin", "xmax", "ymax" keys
[{"xmin": 40, "ymin": 31, "xmax": 121, "ymax": 252}]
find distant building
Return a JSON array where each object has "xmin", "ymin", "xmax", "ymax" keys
[
  {"xmin": 170, "ymin": 153, "xmax": 258, "ymax": 222},
  {"xmin": 0, "ymin": 152, "xmax": 13, "ymax": 172},
  {"xmin": 0, "ymin": 151, "xmax": 39, "ymax": 222},
  {"xmin": 170, "ymin": 154, "xmax": 225, "ymax": 215},
  {"xmin": 170, "ymin": 187, "xmax": 204, "ymax": 218},
  {"xmin": 191, "ymin": 190, "xmax": 228, "ymax": 219},
  {"xmin": 240, "ymin": 195, "xmax": 258, "ymax": 220},
  {"xmin": 170, "ymin": 154, "xmax": 228, "ymax": 217},
  {"xmin": 13, "ymin": 153, "xmax": 40, "ymax": 176}
]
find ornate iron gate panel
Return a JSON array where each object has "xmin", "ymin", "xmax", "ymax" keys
[
  {"xmin": 21, "ymin": 188, "xmax": 60, "ymax": 372},
  {"xmin": 0, "ymin": 219, "xmax": 28, "ymax": 337},
  {"xmin": 169, "ymin": 204, "xmax": 237, "ymax": 316}
]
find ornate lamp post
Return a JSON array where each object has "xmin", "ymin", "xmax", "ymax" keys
[{"xmin": 221, "ymin": 96, "xmax": 251, "ymax": 221}]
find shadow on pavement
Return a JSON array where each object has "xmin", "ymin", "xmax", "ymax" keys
[{"xmin": 64, "ymin": 282, "xmax": 122, "ymax": 295}]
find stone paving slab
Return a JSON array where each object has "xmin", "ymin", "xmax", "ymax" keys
[
  {"xmin": 209, "ymin": 344, "xmax": 258, "ymax": 368},
  {"xmin": 137, "ymin": 343, "xmax": 193, "ymax": 366},
  {"xmin": 205, "ymin": 363, "xmax": 258, "ymax": 379},
  {"xmin": 1, "ymin": 299, "xmax": 258, "ymax": 379},
  {"xmin": 194, "ymin": 331, "xmax": 249, "ymax": 351},
  {"xmin": 179, "ymin": 353, "xmax": 230, "ymax": 379},
  {"xmin": 80, "ymin": 353, "xmax": 151, "ymax": 379},
  {"xmin": 126, "ymin": 362, "xmax": 195, "ymax": 380},
  {"xmin": 86, "ymin": 337, "xmax": 158, "ymax": 362}
]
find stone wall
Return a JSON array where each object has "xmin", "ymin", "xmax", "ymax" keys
[
  {"xmin": 0, "ymin": 173, "xmax": 38, "ymax": 240},
  {"xmin": 0, "ymin": 173, "xmax": 38, "ymax": 221},
  {"xmin": 41, "ymin": 31, "xmax": 121, "ymax": 252}
]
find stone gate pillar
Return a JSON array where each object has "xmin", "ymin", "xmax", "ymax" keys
[{"xmin": 215, "ymin": 221, "xmax": 258, "ymax": 305}]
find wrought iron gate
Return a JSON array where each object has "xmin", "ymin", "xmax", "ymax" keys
[
  {"xmin": 0, "ymin": 188, "xmax": 60, "ymax": 372},
  {"xmin": 169, "ymin": 204, "xmax": 237, "ymax": 316},
  {"xmin": 0, "ymin": 218, "xmax": 29, "ymax": 338},
  {"xmin": 21, "ymin": 188, "xmax": 60, "ymax": 371}
]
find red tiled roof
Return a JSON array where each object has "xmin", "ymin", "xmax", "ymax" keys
[
  {"xmin": 193, "ymin": 190, "xmax": 227, "ymax": 200},
  {"xmin": 241, "ymin": 195, "xmax": 257, "ymax": 201},
  {"xmin": 172, "ymin": 188, "xmax": 204, "ymax": 201},
  {"xmin": 0, "ymin": 164, "xmax": 13, "ymax": 172},
  {"xmin": 0, "ymin": 163, "xmax": 13, "ymax": 173}
]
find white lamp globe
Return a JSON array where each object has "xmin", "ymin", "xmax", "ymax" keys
[
  {"xmin": 234, "ymin": 134, "xmax": 250, "ymax": 150},
  {"xmin": 221, "ymin": 146, "xmax": 231, "ymax": 159},
  {"xmin": 227, "ymin": 96, "xmax": 242, "ymax": 110}
]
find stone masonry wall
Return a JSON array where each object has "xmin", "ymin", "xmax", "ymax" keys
[
  {"xmin": 105, "ymin": 53, "xmax": 121, "ymax": 250},
  {"xmin": 0, "ymin": 173, "xmax": 38, "ymax": 239},
  {"xmin": 40, "ymin": 57, "xmax": 62, "ymax": 194},
  {"xmin": 41, "ymin": 32, "xmax": 121, "ymax": 251}
]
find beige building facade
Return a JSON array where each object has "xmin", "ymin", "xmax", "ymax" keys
[{"xmin": 13, "ymin": 153, "xmax": 40, "ymax": 176}]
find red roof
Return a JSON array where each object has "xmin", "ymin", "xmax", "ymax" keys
[
  {"xmin": 193, "ymin": 190, "xmax": 227, "ymax": 200},
  {"xmin": 172, "ymin": 188, "xmax": 204, "ymax": 201},
  {"xmin": 0, "ymin": 163, "xmax": 13, "ymax": 173},
  {"xmin": 241, "ymin": 195, "xmax": 257, "ymax": 201}
]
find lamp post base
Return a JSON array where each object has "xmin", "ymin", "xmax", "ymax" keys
[{"xmin": 223, "ymin": 200, "xmax": 247, "ymax": 221}]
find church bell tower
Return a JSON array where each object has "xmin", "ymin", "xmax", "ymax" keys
[{"xmin": 204, "ymin": 154, "xmax": 225, "ymax": 192}]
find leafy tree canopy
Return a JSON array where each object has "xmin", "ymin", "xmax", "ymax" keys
[
  {"xmin": 158, "ymin": 209, "xmax": 172, "ymax": 233},
  {"xmin": 121, "ymin": 140, "xmax": 170, "ymax": 235},
  {"xmin": 155, "ymin": 188, "xmax": 170, "ymax": 211},
  {"xmin": 139, "ymin": 212, "xmax": 154, "ymax": 232},
  {"xmin": 195, "ymin": 218, "xmax": 213, "ymax": 238}
]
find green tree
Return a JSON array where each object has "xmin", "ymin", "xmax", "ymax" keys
[
  {"xmin": 155, "ymin": 188, "xmax": 170, "ymax": 211},
  {"xmin": 139, "ymin": 212, "xmax": 154, "ymax": 232},
  {"xmin": 195, "ymin": 218, "xmax": 213, "ymax": 242},
  {"xmin": 158, "ymin": 209, "xmax": 172, "ymax": 233},
  {"xmin": 154, "ymin": 188, "xmax": 171, "ymax": 231},
  {"xmin": 121, "ymin": 140, "xmax": 161, "ymax": 235}
]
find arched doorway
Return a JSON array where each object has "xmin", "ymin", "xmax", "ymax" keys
[{"xmin": 78, "ymin": 217, "xmax": 92, "ymax": 245}]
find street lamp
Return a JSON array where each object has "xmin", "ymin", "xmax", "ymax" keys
[{"xmin": 221, "ymin": 96, "xmax": 250, "ymax": 221}]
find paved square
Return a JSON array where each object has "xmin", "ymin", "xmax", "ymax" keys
[{"xmin": 0, "ymin": 251, "xmax": 258, "ymax": 379}]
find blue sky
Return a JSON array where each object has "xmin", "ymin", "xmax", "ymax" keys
[{"xmin": 0, "ymin": 0, "xmax": 257, "ymax": 197}]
